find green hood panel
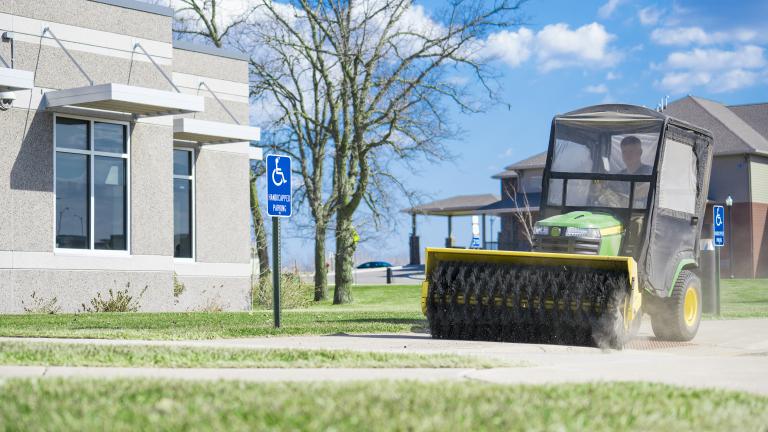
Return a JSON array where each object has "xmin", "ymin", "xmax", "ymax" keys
[{"xmin": 538, "ymin": 211, "xmax": 622, "ymax": 230}]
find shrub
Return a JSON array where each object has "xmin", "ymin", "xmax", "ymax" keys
[
  {"xmin": 172, "ymin": 274, "xmax": 186, "ymax": 306},
  {"xmin": 22, "ymin": 291, "xmax": 61, "ymax": 314},
  {"xmin": 81, "ymin": 283, "xmax": 147, "ymax": 313},
  {"xmin": 253, "ymin": 271, "xmax": 312, "ymax": 310}
]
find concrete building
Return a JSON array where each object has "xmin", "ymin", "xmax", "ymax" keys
[{"xmin": 1, "ymin": 0, "xmax": 261, "ymax": 313}]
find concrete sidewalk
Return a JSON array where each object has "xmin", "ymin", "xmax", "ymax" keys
[{"xmin": 1, "ymin": 319, "xmax": 767, "ymax": 395}]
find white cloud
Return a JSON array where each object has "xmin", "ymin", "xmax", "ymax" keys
[
  {"xmin": 482, "ymin": 28, "xmax": 533, "ymax": 68},
  {"xmin": 665, "ymin": 45, "xmax": 766, "ymax": 71},
  {"xmin": 651, "ymin": 26, "xmax": 759, "ymax": 46},
  {"xmin": 638, "ymin": 6, "xmax": 662, "ymax": 26},
  {"xmin": 585, "ymin": 84, "xmax": 608, "ymax": 94},
  {"xmin": 481, "ymin": 23, "xmax": 620, "ymax": 72},
  {"xmin": 598, "ymin": 0, "xmax": 624, "ymax": 19},
  {"xmin": 606, "ymin": 71, "xmax": 620, "ymax": 80},
  {"xmin": 536, "ymin": 23, "xmax": 620, "ymax": 71},
  {"xmin": 657, "ymin": 46, "xmax": 766, "ymax": 93}
]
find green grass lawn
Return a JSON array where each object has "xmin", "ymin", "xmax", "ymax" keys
[
  {"xmin": 717, "ymin": 279, "xmax": 768, "ymax": 318},
  {"xmin": 0, "ymin": 280, "xmax": 765, "ymax": 341},
  {"xmin": 0, "ymin": 285, "xmax": 424, "ymax": 340},
  {"xmin": 1, "ymin": 379, "xmax": 766, "ymax": 431},
  {"xmin": 0, "ymin": 340, "xmax": 505, "ymax": 369}
]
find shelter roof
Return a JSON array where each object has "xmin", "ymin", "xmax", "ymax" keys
[{"xmin": 404, "ymin": 194, "xmax": 499, "ymax": 216}]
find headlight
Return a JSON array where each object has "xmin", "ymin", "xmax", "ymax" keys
[
  {"xmin": 533, "ymin": 225, "xmax": 549, "ymax": 236},
  {"xmin": 564, "ymin": 227, "xmax": 601, "ymax": 239}
]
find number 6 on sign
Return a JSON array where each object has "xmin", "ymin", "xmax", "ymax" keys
[{"xmin": 266, "ymin": 154, "xmax": 292, "ymax": 218}]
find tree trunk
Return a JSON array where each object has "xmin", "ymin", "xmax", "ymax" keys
[
  {"xmin": 313, "ymin": 222, "xmax": 328, "ymax": 301},
  {"xmin": 250, "ymin": 174, "xmax": 270, "ymax": 287},
  {"xmin": 333, "ymin": 213, "xmax": 355, "ymax": 304}
]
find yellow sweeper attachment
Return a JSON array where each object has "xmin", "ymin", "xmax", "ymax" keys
[{"xmin": 421, "ymin": 248, "xmax": 642, "ymax": 348}]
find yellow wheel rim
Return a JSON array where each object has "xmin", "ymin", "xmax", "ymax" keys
[{"xmin": 684, "ymin": 286, "xmax": 698, "ymax": 327}]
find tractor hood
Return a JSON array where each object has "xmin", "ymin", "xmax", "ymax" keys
[{"xmin": 537, "ymin": 211, "xmax": 622, "ymax": 231}]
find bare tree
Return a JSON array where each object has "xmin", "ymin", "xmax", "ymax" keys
[
  {"xmin": 284, "ymin": 0, "xmax": 527, "ymax": 303},
  {"xmin": 176, "ymin": 0, "xmax": 526, "ymax": 304},
  {"xmin": 503, "ymin": 181, "xmax": 535, "ymax": 249}
]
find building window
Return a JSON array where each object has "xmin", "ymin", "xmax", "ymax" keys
[
  {"xmin": 173, "ymin": 148, "xmax": 194, "ymax": 259},
  {"xmin": 55, "ymin": 116, "xmax": 128, "ymax": 251}
]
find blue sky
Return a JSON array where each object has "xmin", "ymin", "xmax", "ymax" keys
[{"xmin": 266, "ymin": 0, "xmax": 768, "ymax": 269}]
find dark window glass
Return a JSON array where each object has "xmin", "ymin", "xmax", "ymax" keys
[
  {"xmin": 55, "ymin": 118, "xmax": 89, "ymax": 150},
  {"xmin": 56, "ymin": 153, "xmax": 89, "ymax": 249},
  {"xmin": 174, "ymin": 150, "xmax": 192, "ymax": 176},
  {"xmin": 174, "ymin": 178, "xmax": 193, "ymax": 258},
  {"xmin": 94, "ymin": 157, "xmax": 127, "ymax": 250},
  {"xmin": 94, "ymin": 122, "xmax": 126, "ymax": 153}
]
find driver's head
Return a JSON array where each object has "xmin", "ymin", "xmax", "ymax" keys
[{"xmin": 620, "ymin": 136, "xmax": 643, "ymax": 172}]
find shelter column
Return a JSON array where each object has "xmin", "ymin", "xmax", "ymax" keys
[
  {"xmin": 482, "ymin": 214, "xmax": 487, "ymax": 249},
  {"xmin": 409, "ymin": 213, "xmax": 420, "ymax": 266},
  {"xmin": 446, "ymin": 215, "xmax": 453, "ymax": 248}
]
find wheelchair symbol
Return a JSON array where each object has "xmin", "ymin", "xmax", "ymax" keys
[
  {"xmin": 272, "ymin": 165, "xmax": 287, "ymax": 187},
  {"xmin": 715, "ymin": 212, "xmax": 723, "ymax": 227}
]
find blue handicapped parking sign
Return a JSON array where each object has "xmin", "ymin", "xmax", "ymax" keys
[
  {"xmin": 713, "ymin": 205, "xmax": 725, "ymax": 247},
  {"xmin": 266, "ymin": 154, "xmax": 292, "ymax": 218}
]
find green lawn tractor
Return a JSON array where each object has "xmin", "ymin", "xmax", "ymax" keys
[{"xmin": 421, "ymin": 104, "xmax": 714, "ymax": 348}]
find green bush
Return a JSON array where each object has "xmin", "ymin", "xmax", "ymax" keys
[{"xmin": 253, "ymin": 272, "xmax": 312, "ymax": 310}]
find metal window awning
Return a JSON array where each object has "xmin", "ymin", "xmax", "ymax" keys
[
  {"xmin": 0, "ymin": 68, "xmax": 34, "ymax": 92},
  {"xmin": 173, "ymin": 118, "xmax": 261, "ymax": 144},
  {"xmin": 44, "ymin": 83, "xmax": 204, "ymax": 117}
]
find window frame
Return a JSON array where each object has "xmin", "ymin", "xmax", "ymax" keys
[
  {"xmin": 53, "ymin": 114, "xmax": 131, "ymax": 256},
  {"xmin": 173, "ymin": 146, "xmax": 196, "ymax": 262}
]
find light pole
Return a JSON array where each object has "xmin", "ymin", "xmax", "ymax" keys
[{"xmin": 726, "ymin": 195, "xmax": 734, "ymax": 278}]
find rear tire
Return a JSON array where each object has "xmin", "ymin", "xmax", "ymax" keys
[{"xmin": 651, "ymin": 270, "xmax": 701, "ymax": 341}]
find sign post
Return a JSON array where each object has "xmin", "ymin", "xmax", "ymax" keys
[
  {"xmin": 266, "ymin": 154, "xmax": 292, "ymax": 328},
  {"xmin": 713, "ymin": 205, "xmax": 725, "ymax": 316}
]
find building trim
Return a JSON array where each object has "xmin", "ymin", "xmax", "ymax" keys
[
  {"xmin": 89, "ymin": 0, "xmax": 174, "ymax": 17},
  {"xmin": 8, "ymin": 14, "xmax": 173, "ymax": 60},
  {"xmin": 0, "ymin": 250, "xmax": 251, "ymax": 277},
  {"xmin": 747, "ymin": 154, "xmax": 755, "ymax": 276},
  {"xmin": 173, "ymin": 40, "xmax": 250, "ymax": 62}
]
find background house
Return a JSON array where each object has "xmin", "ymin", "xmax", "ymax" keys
[{"xmin": 663, "ymin": 96, "xmax": 768, "ymax": 278}]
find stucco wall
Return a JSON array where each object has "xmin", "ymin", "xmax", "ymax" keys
[
  {"xmin": 172, "ymin": 48, "xmax": 249, "ymax": 83},
  {"xmin": 0, "ymin": 108, "xmax": 54, "ymax": 252},
  {"xmin": 130, "ymin": 122, "xmax": 174, "ymax": 256},
  {"xmin": 194, "ymin": 148, "xmax": 251, "ymax": 264},
  {"xmin": 0, "ymin": 0, "xmax": 171, "ymax": 42},
  {"xmin": 0, "ymin": 269, "xmax": 251, "ymax": 314}
]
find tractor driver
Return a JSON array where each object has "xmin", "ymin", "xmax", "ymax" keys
[{"xmin": 619, "ymin": 136, "xmax": 652, "ymax": 175}]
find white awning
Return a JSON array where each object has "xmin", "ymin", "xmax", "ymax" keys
[
  {"xmin": 0, "ymin": 68, "xmax": 34, "ymax": 92},
  {"xmin": 44, "ymin": 83, "xmax": 204, "ymax": 117},
  {"xmin": 173, "ymin": 118, "xmax": 261, "ymax": 144}
]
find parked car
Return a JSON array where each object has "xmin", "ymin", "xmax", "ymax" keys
[{"xmin": 357, "ymin": 261, "xmax": 393, "ymax": 269}]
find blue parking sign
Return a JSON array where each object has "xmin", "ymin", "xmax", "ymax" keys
[
  {"xmin": 713, "ymin": 205, "xmax": 724, "ymax": 247},
  {"xmin": 266, "ymin": 155, "xmax": 292, "ymax": 217}
]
